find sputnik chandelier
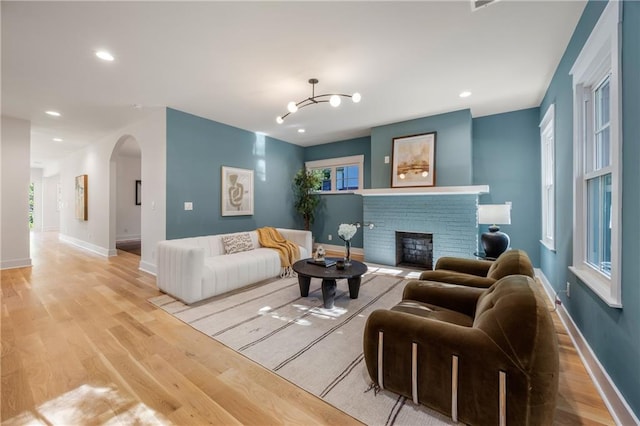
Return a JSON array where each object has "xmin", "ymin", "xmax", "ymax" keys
[{"xmin": 276, "ymin": 78, "xmax": 361, "ymax": 124}]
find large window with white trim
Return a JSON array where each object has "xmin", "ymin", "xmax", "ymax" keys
[
  {"xmin": 569, "ymin": 1, "xmax": 622, "ymax": 307},
  {"xmin": 306, "ymin": 155, "xmax": 364, "ymax": 194},
  {"xmin": 540, "ymin": 104, "xmax": 555, "ymax": 250}
]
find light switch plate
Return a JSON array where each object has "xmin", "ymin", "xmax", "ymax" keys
[
  {"xmin": 184, "ymin": 202, "xmax": 193, "ymax": 211},
  {"xmin": 384, "ymin": 156, "xmax": 390, "ymax": 164}
]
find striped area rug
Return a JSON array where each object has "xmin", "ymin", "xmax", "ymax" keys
[{"xmin": 148, "ymin": 266, "xmax": 454, "ymax": 426}]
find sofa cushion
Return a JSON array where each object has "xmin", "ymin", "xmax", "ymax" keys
[
  {"xmin": 201, "ymin": 248, "xmax": 281, "ymax": 296},
  {"xmin": 221, "ymin": 233, "xmax": 254, "ymax": 254},
  {"xmin": 391, "ymin": 300, "xmax": 473, "ymax": 327}
]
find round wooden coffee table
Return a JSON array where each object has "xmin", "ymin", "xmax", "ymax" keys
[{"xmin": 292, "ymin": 258, "xmax": 368, "ymax": 309}]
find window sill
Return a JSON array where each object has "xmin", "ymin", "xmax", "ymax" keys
[
  {"xmin": 313, "ymin": 190, "xmax": 358, "ymax": 195},
  {"xmin": 569, "ymin": 265, "xmax": 622, "ymax": 308},
  {"xmin": 539, "ymin": 240, "xmax": 556, "ymax": 252}
]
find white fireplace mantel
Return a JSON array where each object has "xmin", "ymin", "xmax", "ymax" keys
[{"xmin": 354, "ymin": 185, "xmax": 489, "ymax": 197}]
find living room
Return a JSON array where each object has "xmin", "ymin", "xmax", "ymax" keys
[{"xmin": 2, "ymin": 1, "xmax": 639, "ymax": 424}]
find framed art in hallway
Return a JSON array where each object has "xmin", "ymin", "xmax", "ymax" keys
[
  {"xmin": 135, "ymin": 180, "xmax": 142, "ymax": 205},
  {"xmin": 391, "ymin": 132, "xmax": 436, "ymax": 188},
  {"xmin": 75, "ymin": 174, "xmax": 88, "ymax": 220},
  {"xmin": 221, "ymin": 166, "xmax": 254, "ymax": 216}
]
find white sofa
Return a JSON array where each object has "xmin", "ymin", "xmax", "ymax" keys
[{"xmin": 156, "ymin": 228, "xmax": 312, "ymax": 304}]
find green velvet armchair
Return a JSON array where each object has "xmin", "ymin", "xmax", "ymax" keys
[
  {"xmin": 418, "ymin": 249, "xmax": 535, "ymax": 288},
  {"xmin": 363, "ymin": 275, "xmax": 559, "ymax": 425}
]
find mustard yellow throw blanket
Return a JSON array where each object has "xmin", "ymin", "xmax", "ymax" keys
[{"xmin": 257, "ymin": 227, "xmax": 300, "ymax": 277}]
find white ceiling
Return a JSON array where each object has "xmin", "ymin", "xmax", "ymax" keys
[{"xmin": 1, "ymin": 1, "xmax": 586, "ymax": 170}]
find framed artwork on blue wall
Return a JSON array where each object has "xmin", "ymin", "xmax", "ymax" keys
[
  {"xmin": 391, "ymin": 132, "xmax": 437, "ymax": 188},
  {"xmin": 221, "ymin": 166, "xmax": 254, "ymax": 216}
]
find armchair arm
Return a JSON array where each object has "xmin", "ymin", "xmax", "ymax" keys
[
  {"xmin": 418, "ymin": 270, "xmax": 497, "ymax": 288},
  {"xmin": 433, "ymin": 257, "xmax": 493, "ymax": 276},
  {"xmin": 156, "ymin": 240, "xmax": 205, "ymax": 304},
  {"xmin": 402, "ymin": 280, "xmax": 485, "ymax": 317},
  {"xmin": 277, "ymin": 228, "xmax": 312, "ymax": 257}
]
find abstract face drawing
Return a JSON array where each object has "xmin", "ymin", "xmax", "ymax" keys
[{"xmin": 228, "ymin": 174, "xmax": 244, "ymax": 209}]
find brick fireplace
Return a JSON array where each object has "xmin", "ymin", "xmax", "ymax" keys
[{"xmin": 358, "ymin": 186, "xmax": 488, "ymax": 267}]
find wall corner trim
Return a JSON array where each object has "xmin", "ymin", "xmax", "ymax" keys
[{"xmin": 535, "ymin": 268, "xmax": 640, "ymax": 426}]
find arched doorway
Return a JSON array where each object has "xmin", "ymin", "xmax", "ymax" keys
[{"xmin": 109, "ymin": 135, "xmax": 142, "ymax": 256}]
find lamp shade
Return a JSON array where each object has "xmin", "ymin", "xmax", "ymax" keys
[{"xmin": 478, "ymin": 204, "xmax": 511, "ymax": 225}]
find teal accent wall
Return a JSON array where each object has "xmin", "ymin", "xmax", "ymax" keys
[
  {"xmin": 539, "ymin": 0, "xmax": 640, "ymax": 416},
  {"xmin": 304, "ymin": 136, "xmax": 371, "ymax": 248},
  {"xmin": 472, "ymin": 108, "xmax": 541, "ymax": 266},
  {"xmin": 370, "ymin": 109, "xmax": 473, "ymax": 188},
  {"xmin": 166, "ymin": 108, "xmax": 304, "ymax": 239}
]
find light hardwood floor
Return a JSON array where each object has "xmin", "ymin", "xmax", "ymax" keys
[{"xmin": 1, "ymin": 233, "xmax": 614, "ymax": 425}]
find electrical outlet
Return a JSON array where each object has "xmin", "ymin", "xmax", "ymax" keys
[
  {"xmin": 328, "ymin": 234, "xmax": 332, "ymax": 241},
  {"xmin": 566, "ymin": 281, "xmax": 571, "ymax": 298},
  {"xmin": 555, "ymin": 294, "xmax": 562, "ymax": 306}
]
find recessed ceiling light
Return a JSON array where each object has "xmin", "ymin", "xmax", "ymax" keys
[
  {"xmin": 459, "ymin": 91, "xmax": 472, "ymax": 98},
  {"xmin": 298, "ymin": 129, "xmax": 306, "ymax": 133},
  {"xmin": 95, "ymin": 50, "xmax": 114, "ymax": 61},
  {"xmin": 45, "ymin": 110, "xmax": 61, "ymax": 117},
  {"xmin": 53, "ymin": 137, "xmax": 63, "ymax": 142}
]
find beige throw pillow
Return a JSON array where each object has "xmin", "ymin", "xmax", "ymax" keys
[{"xmin": 222, "ymin": 233, "xmax": 254, "ymax": 254}]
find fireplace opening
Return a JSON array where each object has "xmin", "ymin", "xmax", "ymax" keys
[{"xmin": 395, "ymin": 231, "xmax": 433, "ymax": 269}]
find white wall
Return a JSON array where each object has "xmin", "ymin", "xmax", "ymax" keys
[
  {"xmin": 42, "ymin": 174, "xmax": 60, "ymax": 231},
  {"xmin": 116, "ymin": 153, "xmax": 141, "ymax": 241},
  {"xmin": 58, "ymin": 108, "xmax": 166, "ymax": 273},
  {"xmin": 43, "ymin": 161, "xmax": 60, "ymax": 178},
  {"xmin": 1, "ymin": 116, "xmax": 32, "ymax": 269}
]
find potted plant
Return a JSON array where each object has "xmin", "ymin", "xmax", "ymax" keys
[{"xmin": 293, "ymin": 168, "xmax": 323, "ymax": 231}]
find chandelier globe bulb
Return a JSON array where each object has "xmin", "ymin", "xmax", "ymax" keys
[
  {"xmin": 287, "ymin": 102, "xmax": 298, "ymax": 113},
  {"xmin": 352, "ymin": 92, "xmax": 361, "ymax": 103},
  {"xmin": 329, "ymin": 95, "xmax": 341, "ymax": 107},
  {"xmin": 276, "ymin": 116, "xmax": 284, "ymax": 124}
]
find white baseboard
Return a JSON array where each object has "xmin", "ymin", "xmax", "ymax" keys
[
  {"xmin": 59, "ymin": 234, "xmax": 115, "ymax": 257},
  {"xmin": 535, "ymin": 269, "xmax": 640, "ymax": 426},
  {"xmin": 116, "ymin": 235, "xmax": 141, "ymax": 243},
  {"xmin": 139, "ymin": 260, "xmax": 156, "ymax": 276},
  {"xmin": 313, "ymin": 242, "xmax": 364, "ymax": 256},
  {"xmin": 43, "ymin": 226, "xmax": 60, "ymax": 232},
  {"xmin": 1, "ymin": 258, "xmax": 32, "ymax": 270}
]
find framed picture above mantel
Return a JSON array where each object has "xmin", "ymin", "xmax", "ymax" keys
[{"xmin": 391, "ymin": 132, "xmax": 436, "ymax": 188}]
